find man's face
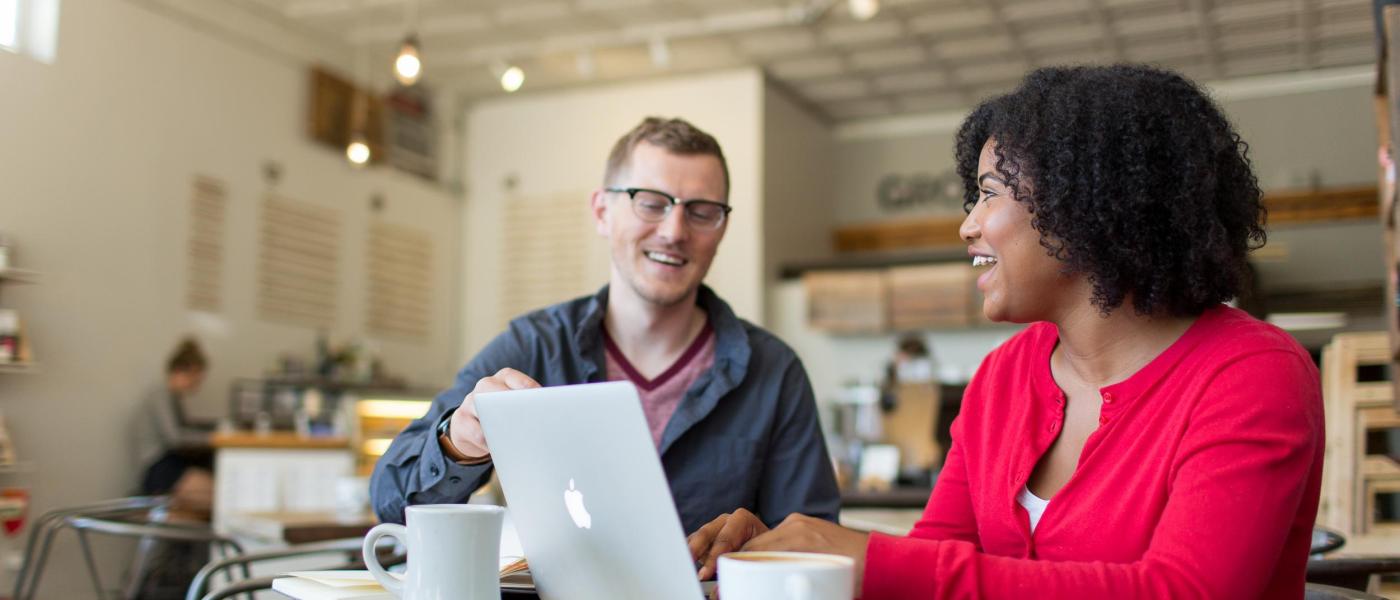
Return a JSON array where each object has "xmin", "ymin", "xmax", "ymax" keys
[{"xmin": 591, "ymin": 142, "xmax": 728, "ymax": 309}]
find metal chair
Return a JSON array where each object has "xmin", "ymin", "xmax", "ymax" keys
[
  {"xmin": 65, "ymin": 510, "xmax": 244, "ymax": 599},
  {"xmin": 1305, "ymin": 583, "xmax": 1390, "ymax": 600},
  {"xmin": 185, "ymin": 536, "xmax": 394, "ymax": 600},
  {"xmin": 12, "ymin": 496, "xmax": 169, "ymax": 600},
  {"xmin": 1307, "ymin": 556, "xmax": 1400, "ymax": 594}
]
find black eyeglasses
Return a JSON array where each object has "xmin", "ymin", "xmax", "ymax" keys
[{"xmin": 605, "ymin": 187, "xmax": 732, "ymax": 230}]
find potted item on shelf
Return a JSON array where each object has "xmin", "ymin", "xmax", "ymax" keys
[
  {"xmin": 0, "ymin": 309, "xmax": 18, "ymax": 363},
  {"xmin": 0, "ymin": 410, "xmax": 17, "ymax": 465},
  {"xmin": 0, "ymin": 487, "xmax": 27, "ymax": 536},
  {"xmin": 0, "ymin": 230, "xmax": 11, "ymax": 272}
]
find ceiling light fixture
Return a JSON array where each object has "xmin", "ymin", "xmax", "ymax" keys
[
  {"xmin": 498, "ymin": 63, "xmax": 525, "ymax": 92},
  {"xmin": 849, "ymin": 0, "xmax": 879, "ymax": 20},
  {"xmin": 347, "ymin": 1, "xmax": 372, "ymax": 168},
  {"xmin": 346, "ymin": 132, "xmax": 371, "ymax": 166},
  {"xmin": 393, "ymin": 0, "xmax": 423, "ymax": 86},
  {"xmin": 394, "ymin": 35, "xmax": 422, "ymax": 86}
]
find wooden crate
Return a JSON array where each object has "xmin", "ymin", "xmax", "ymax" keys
[
  {"xmin": 1320, "ymin": 332, "xmax": 1400, "ymax": 547},
  {"xmin": 886, "ymin": 264, "xmax": 974, "ymax": 330},
  {"xmin": 803, "ymin": 270, "xmax": 888, "ymax": 334}
]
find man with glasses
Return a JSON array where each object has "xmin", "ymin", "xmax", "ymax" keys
[{"xmin": 371, "ymin": 117, "xmax": 840, "ymax": 534}]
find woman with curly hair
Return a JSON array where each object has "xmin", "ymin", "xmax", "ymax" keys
[{"xmin": 688, "ymin": 64, "xmax": 1323, "ymax": 599}]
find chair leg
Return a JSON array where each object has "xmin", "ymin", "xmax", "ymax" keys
[
  {"xmin": 15, "ymin": 510, "xmax": 70, "ymax": 600},
  {"xmin": 122, "ymin": 534, "xmax": 158, "ymax": 600},
  {"xmin": 20, "ymin": 521, "xmax": 75, "ymax": 600},
  {"xmin": 75, "ymin": 529, "xmax": 108, "ymax": 600}
]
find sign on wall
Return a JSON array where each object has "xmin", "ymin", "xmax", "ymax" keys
[{"xmin": 876, "ymin": 169, "xmax": 964, "ymax": 215}]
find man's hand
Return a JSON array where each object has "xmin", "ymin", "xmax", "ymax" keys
[
  {"xmin": 445, "ymin": 368, "xmax": 541, "ymax": 459},
  {"xmin": 687, "ymin": 508, "xmax": 769, "ymax": 581},
  {"xmin": 741, "ymin": 514, "xmax": 871, "ymax": 592}
]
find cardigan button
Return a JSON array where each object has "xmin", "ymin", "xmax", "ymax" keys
[
  {"xmin": 1098, "ymin": 416, "xmax": 1109, "ymax": 425},
  {"xmin": 1102, "ymin": 392, "xmax": 1114, "ymax": 403}
]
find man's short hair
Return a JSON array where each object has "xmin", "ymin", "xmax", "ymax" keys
[{"xmin": 603, "ymin": 117, "xmax": 730, "ymax": 199}]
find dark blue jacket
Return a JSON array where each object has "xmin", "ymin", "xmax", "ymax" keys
[{"xmin": 370, "ymin": 285, "xmax": 840, "ymax": 534}]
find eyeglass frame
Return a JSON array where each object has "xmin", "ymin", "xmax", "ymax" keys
[{"xmin": 603, "ymin": 187, "xmax": 733, "ymax": 229}]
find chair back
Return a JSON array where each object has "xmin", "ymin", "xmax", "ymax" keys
[
  {"xmin": 1307, "ymin": 556, "xmax": 1400, "ymax": 593},
  {"xmin": 13, "ymin": 496, "xmax": 169, "ymax": 600},
  {"xmin": 1305, "ymin": 583, "xmax": 1389, "ymax": 600}
]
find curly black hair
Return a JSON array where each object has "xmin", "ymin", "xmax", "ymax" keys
[{"xmin": 955, "ymin": 64, "xmax": 1266, "ymax": 317}]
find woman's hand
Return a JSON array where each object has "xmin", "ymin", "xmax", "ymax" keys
[
  {"xmin": 743, "ymin": 514, "xmax": 871, "ymax": 592},
  {"xmin": 688, "ymin": 508, "xmax": 769, "ymax": 580}
]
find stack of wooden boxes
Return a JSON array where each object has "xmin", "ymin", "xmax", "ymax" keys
[
  {"xmin": 1320, "ymin": 332, "xmax": 1400, "ymax": 552},
  {"xmin": 802, "ymin": 262, "xmax": 987, "ymax": 334}
]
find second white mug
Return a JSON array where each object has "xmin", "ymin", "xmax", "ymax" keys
[{"xmin": 718, "ymin": 551, "xmax": 855, "ymax": 600}]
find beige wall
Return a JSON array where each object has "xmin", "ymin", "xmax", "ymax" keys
[
  {"xmin": 830, "ymin": 68, "xmax": 1379, "ymax": 226},
  {"xmin": 460, "ymin": 70, "xmax": 765, "ymax": 355},
  {"xmin": 0, "ymin": 1, "xmax": 459, "ymax": 594},
  {"xmin": 761, "ymin": 84, "xmax": 835, "ymax": 326}
]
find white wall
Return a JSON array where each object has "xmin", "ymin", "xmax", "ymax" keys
[
  {"xmin": 0, "ymin": 1, "xmax": 459, "ymax": 595},
  {"xmin": 833, "ymin": 130, "xmax": 961, "ymax": 225},
  {"xmin": 762, "ymin": 84, "xmax": 835, "ymax": 326},
  {"xmin": 830, "ymin": 68, "xmax": 1379, "ymax": 226},
  {"xmin": 460, "ymin": 70, "xmax": 764, "ymax": 355}
]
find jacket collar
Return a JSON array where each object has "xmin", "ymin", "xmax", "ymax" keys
[{"xmin": 575, "ymin": 284, "xmax": 751, "ymax": 454}]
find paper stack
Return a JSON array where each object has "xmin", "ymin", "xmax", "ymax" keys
[{"xmin": 271, "ymin": 571, "xmax": 393, "ymax": 600}]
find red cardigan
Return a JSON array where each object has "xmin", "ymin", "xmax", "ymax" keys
[{"xmin": 862, "ymin": 306, "xmax": 1323, "ymax": 599}]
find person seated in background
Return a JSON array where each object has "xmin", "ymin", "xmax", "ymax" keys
[
  {"xmin": 135, "ymin": 337, "xmax": 217, "ymax": 520},
  {"xmin": 370, "ymin": 117, "xmax": 840, "ymax": 534},
  {"xmin": 688, "ymin": 64, "xmax": 1324, "ymax": 599}
]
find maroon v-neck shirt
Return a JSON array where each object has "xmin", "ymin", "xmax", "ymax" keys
[{"xmin": 603, "ymin": 320, "xmax": 716, "ymax": 448}]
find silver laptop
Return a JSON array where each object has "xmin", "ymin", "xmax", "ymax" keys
[{"xmin": 476, "ymin": 381, "xmax": 707, "ymax": 600}]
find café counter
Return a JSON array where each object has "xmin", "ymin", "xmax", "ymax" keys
[{"xmin": 211, "ymin": 431, "xmax": 356, "ymax": 535}]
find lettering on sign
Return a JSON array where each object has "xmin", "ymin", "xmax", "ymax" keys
[{"xmin": 876, "ymin": 170, "xmax": 964, "ymax": 215}]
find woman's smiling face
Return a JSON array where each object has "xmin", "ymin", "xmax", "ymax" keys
[{"xmin": 960, "ymin": 139, "xmax": 1079, "ymax": 323}]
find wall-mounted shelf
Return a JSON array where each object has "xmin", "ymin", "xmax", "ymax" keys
[
  {"xmin": 0, "ymin": 462, "xmax": 35, "ymax": 475},
  {"xmin": 828, "ymin": 185, "xmax": 1380, "ymax": 258},
  {"xmin": 0, "ymin": 269, "xmax": 39, "ymax": 284},
  {"xmin": 0, "ymin": 363, "xmax": 37, "ymax": 374}
]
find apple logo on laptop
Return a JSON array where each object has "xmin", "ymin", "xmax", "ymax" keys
[{"xmin": 564, "ymin": 478, "xmax": 591, "ymax": 529}]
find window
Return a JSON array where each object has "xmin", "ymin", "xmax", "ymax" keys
[
  {"xmin": 0, "ymin": 0, "xmax": 59, "ymax": 63},
  {"xmin": 0, "ymin": 0, "xmax": 17, "ymax": 52}
]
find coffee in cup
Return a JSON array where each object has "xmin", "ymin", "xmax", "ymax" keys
[{"xmin": 718, "ymin": 551, "xmax": 854, "ymax": 600}]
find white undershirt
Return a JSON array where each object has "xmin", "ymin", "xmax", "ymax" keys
[{"xmin": 1017, "ymin": 486, "xmax": 1050, "ymax": 533}]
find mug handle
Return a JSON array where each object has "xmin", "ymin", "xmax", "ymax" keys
[
  {"xmin": 362, "ymin": 523, "xmax": 406, "ymax": 598},
  {"xmin": 784, "ymin": 574, "xmax": 813, "ymax": 600}
]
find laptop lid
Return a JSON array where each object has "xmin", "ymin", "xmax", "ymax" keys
[{"xmin": 476, "ymin": 381, "xmax": 705, "ymax": 600}]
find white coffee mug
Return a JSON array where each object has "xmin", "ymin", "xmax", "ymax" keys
[
  {"xmin": 362, "ymin": 504, "xmax": 506, "ymax": 600},
  {"xmin": 718, "ymin": 551, "xmax": 855, "ymax": 600}
]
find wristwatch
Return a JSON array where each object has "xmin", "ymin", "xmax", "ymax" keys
[{"xmin": 437, "ymin": 408, "xmax": 490, "ymax": 465}]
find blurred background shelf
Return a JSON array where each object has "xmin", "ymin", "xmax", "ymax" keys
[
  {"xmin": 0, "ymin": 269, "xmax": 39, "ymax": 284},
  {"xmin": 0, "ymin": 462, "xmax": 36, "ymax": 475}
]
